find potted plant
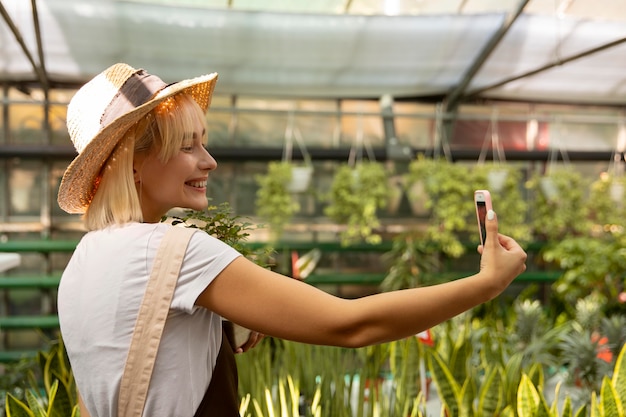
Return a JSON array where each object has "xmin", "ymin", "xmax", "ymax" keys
[
  {"xmin": 473, "ymin": 163, "xmax": 532, "ymax": 245},
  {"xmin": 324, "ymin": 161, "xmax": 391, "ymax": 246},
  {"xmin": 405, "ymin": 154, "xmax": 474, "ymax": 258},
  {"xmin": 587, "ymin": 171, "xmax": 626, "ymax": 232},
  {"xmin": 255, "ymin": 161, "xmax": 303, "ymax": 242},
  {"xmin": 526, "ymin": 167, "xmax": 590, "ymax": 242}
]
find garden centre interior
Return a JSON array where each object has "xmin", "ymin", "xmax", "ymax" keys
[{"xmin": 1, "ymin": 0, "xmax": 626, "ymax": 415}]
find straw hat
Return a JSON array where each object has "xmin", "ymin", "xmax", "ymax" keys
[{"xmin": 57, "ymin": 63, "xmax": 218, "ymax": 214}]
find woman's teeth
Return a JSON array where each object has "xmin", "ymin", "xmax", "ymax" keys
[{"xmin": 186, "ymin": 180, "xmax": 207, "ymax": 188}]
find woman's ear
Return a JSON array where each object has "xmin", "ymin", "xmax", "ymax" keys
[{"xmin": 133, "ymin": 167, "xmax": 140, "ymax": 184}]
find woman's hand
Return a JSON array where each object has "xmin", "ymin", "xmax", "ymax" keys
[
  {"xmin": 477, "ymin": 209, "xmax": 527, "ymax": 297},
  {"xmin": 235, "ymin": 330, "xmax": 265, "ymax": 354}
]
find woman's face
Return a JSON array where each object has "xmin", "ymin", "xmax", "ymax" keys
[{"xmin": 133, "ymin": 115, "xmax": 217, "ymax": 222}]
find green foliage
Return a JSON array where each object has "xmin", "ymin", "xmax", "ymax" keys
[
  {"xmin": 543, "ymin": 234, "xmax": 626, "ymax": 307},
  {"xmin": 380, "ymin": 231, "xmax": 440, "ymax": 291},
  {"xmin": 405, "ymin": 155, "xmax": 474, "ymax": 257},
  {"xmin": 4, "ymin": 340, "xmax": 78, "ymax": 417},
  {"xmin": 169, "ymin": 202, "xmax": 274, "ymax": 267},
  {"xmin": 236, "ymin": 338, "xmax": 427, "ymax": 417},
  {"xmin": 586, "ymin": 173, "xmax": 626, "ymax": 230},
  {"xmin": 324, "ymin": 162, "xmax": 391, "ymax": 246},
  {"xmin": 254, "ymin": 161, "xmax": 301, "ymax": 241},
  {"xmin": 526, "ymin": 168, "xmax": 589, "ymax": 241},
  {"xmin": 473, "ymin": 163, "xmax": 532, "ymax": 245}
]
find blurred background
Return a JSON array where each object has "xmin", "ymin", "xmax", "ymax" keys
[{"xmin": 0, "ymin": 0, "xmax": 625, "ymax": 357}]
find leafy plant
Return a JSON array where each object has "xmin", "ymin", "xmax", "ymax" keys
[
  {"xmin": 526, "ymin": 168, "xmax": 589, "ymax": 241},
  {"xmin": 324, "ymin": 161, "xmax": 391, "ymax": 246},
  {"xmin": 169, "ymin": 202, "xmax": 274, "ymax": 267},
  {"xmin": 405, "ymin": 155, "xmax": 474, "ymax": 258},
  {"xmin": 473, "ymin": 163, "xmax": 532, "ymax": 245},
  {"xmin": 380, "ymin": 230, "xmax": 439, "ymax": 292},
  {"xmin": 542, "ymin": 235, "xmax": 626, "ymax": 307},
  {"xmin": 254, "ymin": 161, "xmax": 302, "ymax": 241},
  {"xmin": 4, "ymin": 339, "xmax": 78, "ymax": 417},
  {"xmin": 587, "ymin": 172, "xmax": 626, "ymax": 231}
]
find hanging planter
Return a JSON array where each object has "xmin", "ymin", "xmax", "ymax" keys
[
  {"xmin": 254, "ymin": 112, "xmax": 314, "ymax": 241},
  {"xmin": 287, "ymin": 165, "xmax": 314, "ymax": 193},
  {"xmin": 539, "ymin": 176, "xmax": 559, "ymax": 201},
  {"xmin": 386, "ymin": 175, "xmax": 405, "ymax": 215},
  {"xmin": 407, "ymin": 178, "xmax": 429, "ymax": 216},
  {"xmin": 405, "ymin": 153, "xmax": 474, "ymax": 258},
  {"xmin": 527, "ymin": 168, "xmax": 590, "ymax": 241},
  {"xmin": 474, "ymin": 163, "xmax": 531, "ymax": 244},
  {"xmin": 283, "ymin": 112, "xmax": 314, "ymax": 193},
  {"xmin": 478, "ymin": 108, "xmax": 509, "ymax": 194},
  {"xmin": 324, "ymin": 120, "xmax": 391, "ymax": 246},
  {"xmin": 487, "ymin": 168, "xmax": 509, "ymax": 193}
]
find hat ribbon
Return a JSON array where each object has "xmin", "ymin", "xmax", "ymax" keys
[{"xmin": 100, "ymin": 69, "xmax": 167, "ymax": 128}]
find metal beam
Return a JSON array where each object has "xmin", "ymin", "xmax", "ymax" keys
[
  {"xmin": 0, "ymin": 1, "xmax": 48, "ymax": 89},
  {"xmin": 467, "ymin": 36, "xmax": 626, "ymax": 98},
  {"xmin": 0, "ymin": 144, "xmax": 620, "ymax": 163},
  {"xmin": 445, "ymin": 0, "xmax": 531, "ymax": 111}
]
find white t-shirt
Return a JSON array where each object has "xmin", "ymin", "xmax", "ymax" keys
[{"xmin": 57, "ymin": 222, "xmax": 242, "ymax": 417}]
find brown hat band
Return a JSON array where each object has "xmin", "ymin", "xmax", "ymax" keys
[{"xmin": 100, "ymin": 69, "xmax": 167, "ymax": 128}]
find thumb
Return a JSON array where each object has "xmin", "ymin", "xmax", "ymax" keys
[{"xmin": 485, "ymin": 209, "xmax": 498, "ymax": 246}]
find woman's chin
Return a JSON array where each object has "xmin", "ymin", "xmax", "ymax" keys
[{"xmin": 188, "ymin": 199, "xmax": 209, "ymax": 211}]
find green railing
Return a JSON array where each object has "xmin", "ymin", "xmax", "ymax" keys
[{"xmin": 0, "ymin": 239, "xmax": 560, "ymax": 362}]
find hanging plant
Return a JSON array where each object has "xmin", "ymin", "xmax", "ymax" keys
[
  {"xmin": 473, "ymin": 163, "xmax": 532, "ymax": 245},
  {"xmin": 526, "ymin": 168, "xmax": 590, "ymax": 241},
  {"xmin": 587, "ymin": 172, "xmax": 626, "ymax": 235},
  {"xmin": 324, "ymin": 161, "xmax": 391, "ymax": 246},
  {"xmin": 405, "ymin": 154, "xmax": 474, "ymax": 258},
  {"xmin": 255, "ymin": 161, "xmax": 301, "ymax": 241},
  {"xmin": 254, "ymin": 111, "xmax": 315, "ymax": 241}
]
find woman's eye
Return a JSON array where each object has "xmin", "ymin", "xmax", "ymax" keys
[{"xmin": 181, "ymin": 145, "xmax": 194, "ymax": 152}]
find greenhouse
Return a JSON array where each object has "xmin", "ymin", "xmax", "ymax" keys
[{"xmin": 1, "ymin": 0, "xmax": 625, "ymax": 416}]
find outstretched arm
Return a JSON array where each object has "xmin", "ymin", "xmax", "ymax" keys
[{"xmin": 196, "ymin": 210, "xmax": 526, "ymax": 348}]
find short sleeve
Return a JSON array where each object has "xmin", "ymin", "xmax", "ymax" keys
[{"xmin": 170, "ymin": 230, "xmax": 242, "ymax": 313}]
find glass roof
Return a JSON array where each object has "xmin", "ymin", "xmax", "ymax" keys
[{"xmin": 1, "ymin": 0, "xmax": 625, "ymax": 105}]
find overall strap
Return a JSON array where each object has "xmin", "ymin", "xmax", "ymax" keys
[
  {"xmin": 117, "ymin": 226, "xmax": 197, "ymax": 417},
  {"xmin": 192, "ymin": 324, "xmax": 240, "ymax": 417}
]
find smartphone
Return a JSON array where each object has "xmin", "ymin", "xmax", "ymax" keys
[{"xmin": 474, "ymin": 190, "xmax": 492, "ymax": 246}]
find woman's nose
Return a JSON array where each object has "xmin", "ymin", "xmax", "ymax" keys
[{"xmin": 201, "ymin": 146, "xmax": 218, "ymax": 171}]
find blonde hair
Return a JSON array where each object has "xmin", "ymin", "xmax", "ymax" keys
[{"xmin": 83, "ymin": 94, "xmax": 207, "ymax": 230}]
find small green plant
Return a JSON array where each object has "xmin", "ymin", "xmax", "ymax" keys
[
  {"xmin": 4, "ymin": 339, "xmax": 78, "ymax": 417},
  {"xmin": 587, "ymin": 172, "xmax": 626, "ymax": 230},
  {"xmin": 169, "ymin": 202, "xmax": 274, "ymax": 267},
  {"xmin": 254, "ymin": 161, "xmax": 301, "ymax": 241},
  {"xmin": 474, "ymin": 163, "xmax": 532, "ymax": 245},
  {"xmin": 324, "ymin": 161, "xmax": 391, "ymax": 246},
  {"xmin": 405, "ymin": 155, "xmax": 474, "ymax": 258},
  {"xmin": 526, "ymin": 168, "xmax": 589, "ymax": 241},
  {"xmin": 381, "ymin": 230, "xmax": 439, "ymax": 292}
]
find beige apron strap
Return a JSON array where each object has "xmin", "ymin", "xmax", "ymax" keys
[{"xmin": 117, "ymin": 226, "xmax": 197, "ymax": 417}]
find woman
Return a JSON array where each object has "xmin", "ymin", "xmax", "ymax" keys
[{"xmin": 57, "ymin": 63, "xmax": 527, "ymax": 417}]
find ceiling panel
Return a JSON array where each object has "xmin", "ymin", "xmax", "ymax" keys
[{"xmin": 1, "ymin": 0, "xmax": 625, "ymax": 105}]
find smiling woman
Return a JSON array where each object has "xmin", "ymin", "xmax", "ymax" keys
[
  {"xmin": 132, "ymin": 95, "xmax": 216, "ymax": 223},
  {"xmin": 56, "ymin": 63, "xmax": 527, "ymax": 417}
]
